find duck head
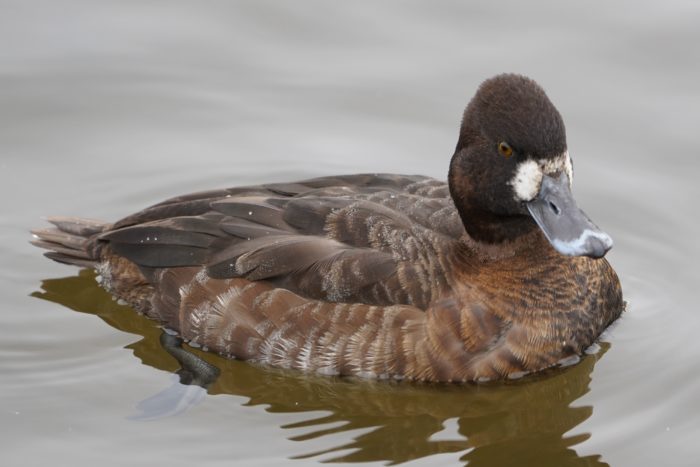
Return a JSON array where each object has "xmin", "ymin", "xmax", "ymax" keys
[{"xmin": 449, "ymin": 74, "xmax": 612, "ymax": 258}]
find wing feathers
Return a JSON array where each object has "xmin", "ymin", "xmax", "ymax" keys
[
  {"xmin": 208, "ymin": 235, "xmax": 348, "ymax": 280},
  {"xmin": 100, "ymin": 225, "xmax": 217, "ymax": 247},
  {"xmin": 100, "ymin": 174, "xmax": 459, "ymax": 307},
  {"xmin": 219, "ymin": 219, "xmax": 290, "ymax": 239},
  {"xmin": 281, "ymin": 197, "xmax": 354, "ymax": 234},
  {"xmin": 211, "ymin": 197, "xmax": 291, "ymax": 230},
  {"xmin": 109, "ymin": 242, "xmax": 209, "ymax": 267}
]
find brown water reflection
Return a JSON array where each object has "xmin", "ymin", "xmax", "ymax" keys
[{"xmin": 33, "ymin": 269, "xmax": 609, "ymax": 466}]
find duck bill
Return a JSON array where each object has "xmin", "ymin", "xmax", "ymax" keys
[{"xmin": 526, "ymin": 173, "xmax": 613, "ymax": 259}]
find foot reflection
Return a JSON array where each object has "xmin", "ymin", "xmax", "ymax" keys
[
  {"xmin": 128, "ymin": 333, "xmax": 220, "ymax": 421},
  {"xmin": 33, "ymin": 269, "xmax": 609, "ymax": 466}
]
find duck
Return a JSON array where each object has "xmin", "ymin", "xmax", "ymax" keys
[{"xmin": 32, "ymin": 74, "xmax": 623, "ymax": 383}]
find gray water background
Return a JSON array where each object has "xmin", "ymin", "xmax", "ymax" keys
[{"xmin": 1, "ymin": 1, "xmax": 699, "ymax": 466}]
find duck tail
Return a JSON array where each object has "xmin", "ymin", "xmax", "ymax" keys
[{"xmin": 31, "ymin": 217, "xmax": 109, "ymax": 268}]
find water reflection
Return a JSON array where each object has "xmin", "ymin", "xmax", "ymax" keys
[{"xmin": 33, "ymin": 269, "xmax": 609, "ymax": 466}]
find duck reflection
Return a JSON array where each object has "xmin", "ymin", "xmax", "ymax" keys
[{"xmin": 33, "ymin": 269, "xmax": 609, "ymax": 467}]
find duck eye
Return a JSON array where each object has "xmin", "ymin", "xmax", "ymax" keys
[{"xmin": 498, "ymin": 142, "xmax": 513, "ymax": 158}]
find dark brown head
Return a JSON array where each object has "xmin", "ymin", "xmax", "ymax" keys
[{"xmin": 449, "ymin": 74, "xmax": 612, "ymax": 258}]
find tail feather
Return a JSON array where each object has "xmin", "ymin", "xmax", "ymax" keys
[
  {"xmin": 47, "ymin": 216, "xmax": 107, "ymax": 236},
  {"xmin": 43, "ymin": 251, "xmax": 98, "ymax": 269},
  {"xmin": 31, "ymin": 228, "xmax": 88, "ymax": 251},
  {"xmin": 32, "ymin": 217, "xmax": 110, "ymax": 268},
  {"xmin": 30, "ymin": 238, "xmax": 91, "ymax": 259}
]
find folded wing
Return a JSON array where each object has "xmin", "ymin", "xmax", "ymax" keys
[{"xmin": 98, "ymin": 174, "xmax": 465, "ymax": 309}]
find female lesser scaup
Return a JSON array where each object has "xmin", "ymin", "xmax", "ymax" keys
[{"xmin": 33, "ymin": 74, "xmax": 623, "ymax": 382}]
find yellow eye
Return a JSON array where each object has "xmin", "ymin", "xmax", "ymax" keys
[{"xmin": 498, "ymin": 142, "xmax": 513, "ymax": 158}]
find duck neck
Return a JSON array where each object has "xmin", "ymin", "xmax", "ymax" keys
[{"xmin": 456, "ymin": 206, "xmax": 537, "ymax": 245}]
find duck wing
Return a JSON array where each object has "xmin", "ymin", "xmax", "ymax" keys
[{"xmin": 99, "ymin": 174, "xmax": 465, "ymax": 309}]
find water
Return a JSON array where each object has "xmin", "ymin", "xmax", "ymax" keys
[{"xmin": 2, "ymin": 1, "xmax": 699, "ymax": 466}]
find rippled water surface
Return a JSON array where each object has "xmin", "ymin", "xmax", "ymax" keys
[{"xmin": 2, "ymin": 1, "xmax": 699, "ymax": 466}]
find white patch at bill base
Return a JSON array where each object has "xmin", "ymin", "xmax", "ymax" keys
[
  {"xmin": 510, "ymin": 151, "xmax": 573, "ymax": 202},
  {"xmin": 511, "ymin": 159, "xmax": 542, "ymax": 201}
]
